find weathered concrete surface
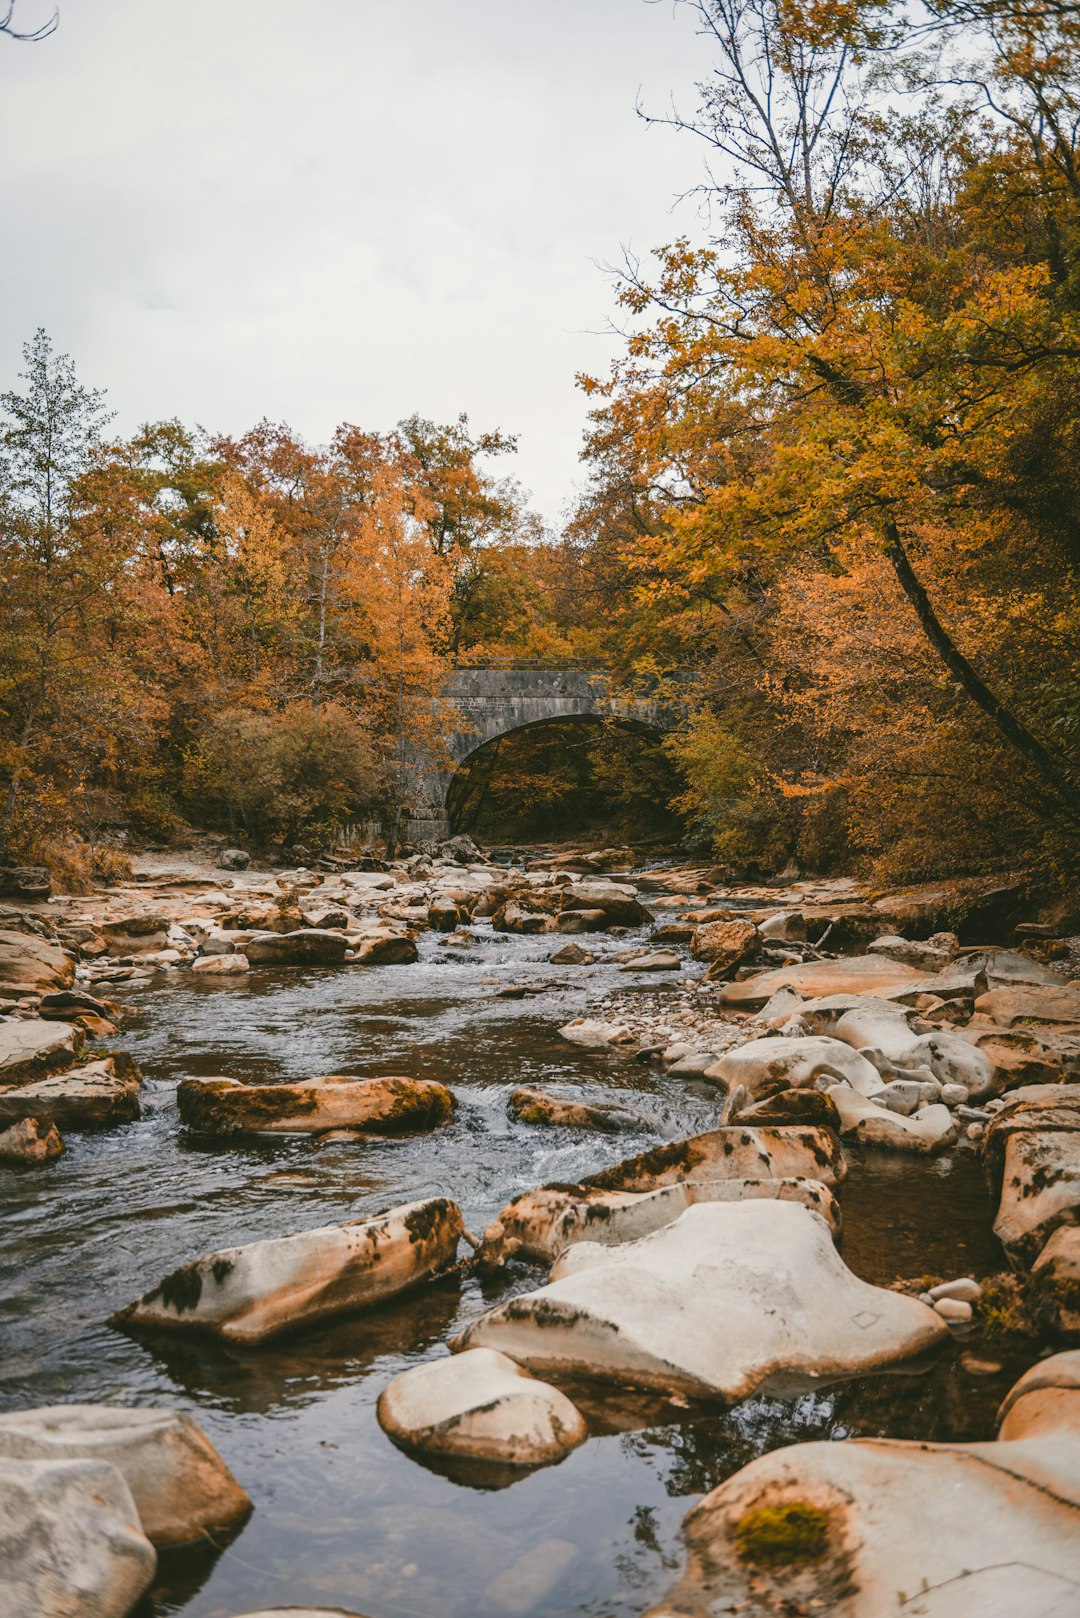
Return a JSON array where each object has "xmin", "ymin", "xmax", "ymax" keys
[
  {"xmin": 112, "ymin": 1197, "xmax": 464, "ymax": 1344},
  {"xmin": 0, "ymin": 1405, "xmax": 251, "ymax": 1548}
]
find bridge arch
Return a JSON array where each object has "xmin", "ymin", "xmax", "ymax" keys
[{"xmin": 404, "ymin": 661, "xmax": 678, "ymax": 846}]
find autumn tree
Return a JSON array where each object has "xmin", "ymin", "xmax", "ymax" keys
[{"xmin": 580, "ymin": 0, "xmax": 1080, "ymax": 874}]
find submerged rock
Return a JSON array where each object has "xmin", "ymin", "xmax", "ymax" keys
[
  {"xmin": 112, "ymin": 1196, "xmax": 464, "ymax": 1344},
  {"xmin": 0, "ymin": 1406, "xmax": 250, "ymax": 1549},
  {"xmin": 355, "ymin": 932, "xmax": 419, "ymax": 964},
  {"xmin": 0, "ymin": 1115, "xmax": 62, "ymax": 1163},
  {"xmin": 455, "ymin": 1200, "xmax": 944, "ymax": 1400},
  {"xmin": 507, "ymin": 1087, "xmax": 642, "ymax": 1133},
  {"xmin": 378, "ymin": 1346, "xmax": 587, "ymax": 1466},
  {"xmin": 0, "ymin": 1056, "xmax": 141, "ymax": 1131},
  {"xmin": 0, "ymin": 1455, "xmax": 156, "ymax": 1618},
  {"xmin": 646, "ymin": 1351, "xmax": 1080, "ymax": 1618},
  {"xmin": 177, "ymin": 1074, "xmax": 455, "ymax": 1136}
]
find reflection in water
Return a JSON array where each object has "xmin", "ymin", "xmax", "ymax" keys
[{"xmin": 0, "ymin": 921, "xmax": 1026, "ymax": 1617}]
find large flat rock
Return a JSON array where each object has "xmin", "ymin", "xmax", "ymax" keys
[
  {"xmin": 704, "ymin": 1035, "xmax": 884, "ymax": 1098},
  {"xmin": 975, "ymin": 984, "xmax": 1080, "ymax": 1028},
  {"xmin": 0, "ymin": 1455, "xmax": 156, "ymax": 1618},
  {"xmin": 455, "ymin": 1200, "xmax": 944, "ymax": 1400},
  {"xmin": 646, "ymin": 1353, "xmax": 1080, "ymax": 1618},
  {"xmin": 578, "ymin": 1124, "xmax": 846, "ymax": 1195},
  {"xmin": 177, "ymin": 1075, "xmax": 455, "ymax": 1135},
  {"xmin": 0, "ymin": 929, "xmax": 74, "ymax": 994},
  {"xmin": 0, "ymin": 1018, "xmax": 82, "ymax": 1082},
  {"xmin": 711, "ymin": 955, "xmax": 925, "ymax": 1010},
  {"xmin": 244, "ymin": 928, "xmax": 349, "ymax": 965},
  {"xmin": 0, "ymin": 1406, "xmax": 250, "ymax": 1549},
  {"xmin": 112, "ymin": 1197, "xmax": 464, "ymax": 1344},
  {"xmin": 0, "ymin": 1056, "xmax": 141, "ymax": 1131},
  {"xmin": 478, "ymin": 1177, "xmax": 840, "ymax": 1269}
]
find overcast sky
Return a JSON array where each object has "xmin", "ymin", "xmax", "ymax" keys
[{"xmin": 2, "ymin": 0, "xmax": 708, "ymax": 524}]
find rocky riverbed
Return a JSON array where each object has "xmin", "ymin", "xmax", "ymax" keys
[{"xmin": 1, "ymin": 840, "xmax": 1079, "ymax": 1617}]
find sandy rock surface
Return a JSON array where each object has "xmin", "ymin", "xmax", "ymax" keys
[
  {"xmin": 456, "ymin": 1200, "xmax": 945, "ymax": 1400},
  {"xmin": 378, "ymin": 1346, "xmax": 587, "ymax": 1466},
  {"xmin": 0, "ymin": 1405, "xmax": 250, "ymax": 1548},
  {"xmin": 0, "ymin": 1455, "xmax": 156, "ymax": 1618}
]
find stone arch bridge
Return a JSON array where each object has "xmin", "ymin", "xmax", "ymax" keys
[{"xmin": 405, "ymin": 660, "xmax": 681, "ymax": 846}]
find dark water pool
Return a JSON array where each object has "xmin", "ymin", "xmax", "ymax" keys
[{"xmin": 0, "ymin": 924, "xmax": 1028, "ymax": 1618}]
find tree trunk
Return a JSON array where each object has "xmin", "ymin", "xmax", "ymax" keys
[{"xmin": 883, "ymin": 519, "xmax": 1078, "ymax": 820}]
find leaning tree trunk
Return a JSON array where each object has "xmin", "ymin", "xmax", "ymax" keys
[{"xmin": 883, "ymin": 519, "xmax": 1079, "ymax": 823}]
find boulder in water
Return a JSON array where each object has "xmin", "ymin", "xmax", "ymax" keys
[
  {"xmin": 244, "ymin": 928, "xmax": 349, "ymax": 965},
  {"xmin": 455, "ymin": 1200, "xmax": 944, "ymax": 1400},
  {"xmin": 0, "ymin": 1406, "xmax": 251, "ymax": 1549},
  {"xmin": 378, "ymin": 1346, "xmax": 587, "ymax": 1466},
  {"xmin": 112, "ymin": 1196, "xmax": 464, "ymax": 1344},
  {"xmin": 0, "ymin": 1056, "xmax": 141, "ymax": 1131},
  {"xmin": 177, "ymin": 1074, "xmax": 455, "ymax": 1136},
  {"xmin": 0, "ymin": 1455, "xmax": 156, "ymax": 1618},
  {"xmin": 508, "ymin": 1087, "xmax": 642, "ymax": 1133},
  {"xmin": 645, "ymin": 1351, "xmax": 1080, "ymax": 1618},
  {"xmin": 0, "ymin": 1116, "xmax": 62, "ymax": 1164}
]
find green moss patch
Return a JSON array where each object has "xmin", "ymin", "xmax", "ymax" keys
[{"xmin": 734, "ymin": 1502, "xmax": 831, "ymax": 1569}]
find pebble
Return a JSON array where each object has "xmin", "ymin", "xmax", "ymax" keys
[
  {"xmin": 929, "ymin": 1277, "xmax": 983, "ymax": 1305},
  {"xmin": 932, "ymin": 1297, "xmax": 973, "ymax": 1323},
  {"xmin": 960, "ymin": 1353, "xmax": 1004, "ymax": 1377}
]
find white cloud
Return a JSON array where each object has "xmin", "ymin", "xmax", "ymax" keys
[{"xmin": 1, "ymin": 0, "xmax": 707, "ymax": 521}]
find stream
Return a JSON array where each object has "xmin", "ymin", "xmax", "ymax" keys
[{"xmin": 0, "ymin": 914, "xmax": 1029, "ymax": 1618}]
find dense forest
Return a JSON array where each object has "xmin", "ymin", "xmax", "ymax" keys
[{"xmin": 2, "ymin": 0, "xmax": 1078, "ymax": 883}]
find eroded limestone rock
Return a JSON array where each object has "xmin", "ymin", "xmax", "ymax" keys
[
  {"xmin": 177, "ymin": 1075, "xmax": 455, "ymax": 1136},
  {"xmin": 0, "ymin": 1056, "xmax": 141, "ymax": 1131},
  {"xmin": 704, "ymin": 1035, "xmax": 883, "ymax": 1099},
  {"xmin": 456, "ymin": 1200, "xmax": 944, "ymax": 1400},
  {"xmin": 377, "ymin": 1346, "xmax": 587, "ymax": 1466},
  {"xmin": 0, "ymin": 1115, "xmax": 62, "ymax": 1163},
  {"xmin": 477, "ymin": 1176, "xmax": 840, "ymax": 1269},
  {"xmin": 646, "ymin": 1352, "xmax": 1080, "ymax": 1618},
  {"xmin": 0, "ymin": 1017, "xmax": 83, "ymax": 1082},
  {"xmin": 112, "ymin": 1197, "xmax": 464, "ymax": 1344},
  {"xmin": 0, "ymin": 1456, "xmax": 156, "ymax": 1618},
  {"xmin": 0, "ymin": 1406, "xmax": 250, "ymax": 1548},
  {"xmin": 711, "ymin": 955, "xmax": 925, "ymax": 1010}
]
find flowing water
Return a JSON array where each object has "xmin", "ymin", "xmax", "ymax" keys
[{"xmin": 0, "ymin": 917, "xmax": 1029, "ymax": 1618}]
